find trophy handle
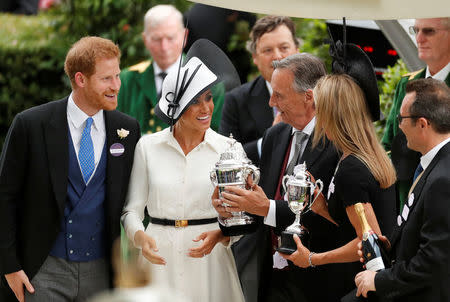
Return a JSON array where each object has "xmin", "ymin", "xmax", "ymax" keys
[
  {"xmin": 210, "ymin": 170, "xmax": 218, "ymax": 187},
  {"xmin": 244, "ymin": 165, "xmax": 260, "ymax": 186},
  {"xmin": 282, "ymin": 175, "xmax": 290, "ymax": 194},
  {"xmin": 310, "ymin": 179, "xmax": 324, "ymax": 206}
]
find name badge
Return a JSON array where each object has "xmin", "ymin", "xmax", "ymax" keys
[
  {"xmin": 408, "ymin": 193, "xmax": 414, "ymax": 207},
  {"xmin": 110, "ymin": 143, "xmax": 125, "ymax": 157},
  {"xmin": 401, "ymin": 205, "xmax": 410, "ymax": 221}
]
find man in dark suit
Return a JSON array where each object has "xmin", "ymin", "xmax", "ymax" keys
[
  {"xmin": 219, "ymin": 16, "xmax": 300, "ymax": 165},
  {"xmin": 215, "ymin": 53, "xmax": 340, "ymax": 302},
  {"xmin": 0, "ymin": 36, "xmax": 140, "ymax": 302},
  {"xmin": 355, "ymin": 78, "xmax": 450, "ymax": 301},
  {"xmin": 382, "ymin": 18, "xmax": 450, "ymax": 212}
]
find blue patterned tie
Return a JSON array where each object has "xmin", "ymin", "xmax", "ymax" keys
[
  {"xmin": 79, "ymin": 117, "xmax": 95, "ymax": 184},
  {"xmin": 413, "ymin": 163, "xmax": 424, "ymax": 182}
]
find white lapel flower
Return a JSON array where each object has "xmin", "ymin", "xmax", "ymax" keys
[{"xmin": 117, "ymin": 128, "xmax": 129, "ymax": 139}]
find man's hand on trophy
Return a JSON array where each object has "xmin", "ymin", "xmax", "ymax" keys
[
  {"xmin": 134, "ymin": 230, "xmax": 166, "ymax": 265},
  {"xmin": 279, "ymin": 234, "xmax": 311, "ymax": 268},
  {"xmin": 221, "ymin": 182, "xmax": 270, "ymax": 217}
]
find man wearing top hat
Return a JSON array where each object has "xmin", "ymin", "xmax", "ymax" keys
[
  {"xmin": 382, "ymin": 17, "xmax": 450, "ymax": 212},
  {"xmin": 117, "ymin": 4, "xmax": 225, "ymax": 135},
  {"xmin": 0, "ymin": 37, "xmax": 140, "ymax": 302},
  {"xmin": 356, "ymin": 78, "xmax": 450, "ymax": 302}
]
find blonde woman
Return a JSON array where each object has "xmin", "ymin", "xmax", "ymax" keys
[{"xmin": 282, "ymin": 74, "xmax": 396, "ymax": 300}]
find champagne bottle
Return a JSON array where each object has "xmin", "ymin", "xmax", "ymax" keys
[{"xmin": 355, "ymin": 203, "xmax": 385, "ymax": 272}]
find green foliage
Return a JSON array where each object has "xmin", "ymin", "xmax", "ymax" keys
[
  {"xmin": 295, "ymin": 18, "xmax": 332, "ymax": 71},
  {"xmin": 0, "ymin": 13, "xmax": 70, "ymax": 146},
  {"xmin": 374, "ymin": 59, "xmax": 409, "ymax": 138}
]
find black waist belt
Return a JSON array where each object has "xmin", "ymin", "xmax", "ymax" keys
[{"xmin": 149, "ymin": 216, "xmax": 217, "ymax": 228}]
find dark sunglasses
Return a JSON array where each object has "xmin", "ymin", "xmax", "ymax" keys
[
  {"xmin": 409, "ymin": 26, "xmax": 446, "ymax": 36},
  {"xmin": 397, "ymin": 114, "xmax": 420, "ymax": 124}
]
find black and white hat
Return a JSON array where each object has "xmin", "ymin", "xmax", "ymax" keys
[
  {"xmin": 155, "ymin": 39, "xmax": 240, "ymax": 126},
  {"xmin": 328, "ymin": 22, "xmax": 381, "ymax": 122}
]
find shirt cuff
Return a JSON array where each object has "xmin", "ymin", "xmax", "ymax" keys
[
  {"xmin": 264, "ymin": 199, "xmax": 276, "ymax": 227},
  {"xmin": 257, "ymin": 137, "xmax": 263, "ymax": 158}
]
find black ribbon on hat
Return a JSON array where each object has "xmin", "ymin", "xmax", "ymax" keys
[{"xmin": 165, "ymin": 63, "xmax": 203, "ymax": 128}]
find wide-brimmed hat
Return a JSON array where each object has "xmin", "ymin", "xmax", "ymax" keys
[
  {"xmin": 155, "ymin": 39, "xmax": 240, "ymax": 126},
  {"xmin": 329, "ymin": 39, "xmax": 381, "ymax": 121}
]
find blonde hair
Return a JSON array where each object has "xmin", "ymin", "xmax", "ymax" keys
[
  {"xmin": 64, "ymin": 36, "xmax": 121, "ymax": 86},
  {"xmin": 313, "ymin": 74, "xmax": 396, "ymax": 188}
]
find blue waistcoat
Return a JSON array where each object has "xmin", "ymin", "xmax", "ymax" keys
[{"xmin": 50, "ymin": 135, "xmax": 107, "ymax": 261}]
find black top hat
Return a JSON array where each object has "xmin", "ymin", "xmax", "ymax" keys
[{"xmin": 329, "ymin": 38, "xmax": 381, "ymax": 121}]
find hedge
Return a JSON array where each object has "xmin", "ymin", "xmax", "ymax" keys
[{"xmin": 0, "ymin": 13, "xmax": 70, "ymax": 147}]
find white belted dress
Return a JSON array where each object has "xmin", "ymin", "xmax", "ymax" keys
[{"xmin": 122, "ymin": 128, "xmax": 244, "ymax": 302}]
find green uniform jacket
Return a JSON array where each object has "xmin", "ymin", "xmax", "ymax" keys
[
  {"xmin": 117, "ymin": 60, "xmax": 224, "ymax": 135},
  {"xmin": 382, "ymin": 69, "xmax": 450, "ymax": 150},
  {"xmin": 382, "ymin": 69, "xmax": 450, "ymax": 212}
]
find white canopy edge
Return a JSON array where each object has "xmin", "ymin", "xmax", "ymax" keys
[{"xmin": 189, "ymin": 0, "xmax": 450, "ymax": 20}]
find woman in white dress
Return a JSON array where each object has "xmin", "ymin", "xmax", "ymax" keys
[{"xmin": 121, "ymin": 51, "xmax": 244, "ymax": 302}]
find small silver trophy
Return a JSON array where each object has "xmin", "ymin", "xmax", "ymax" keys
[
  {"xmin": 210, "ymin": 137, "xmax": 260, "ymax": 234},
  {"xmin": 277, "ymin": 162, "xmax": 323, "ymax": 254}
]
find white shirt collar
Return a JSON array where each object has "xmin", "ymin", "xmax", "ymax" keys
[
  {"xmin": 163, "ymin": 127, "xmax": 221, "ymax": 154},
  {"xmin": 265, "ymin": 80, "xmax": 273, "ymax": 96},
  {"xmin": 291, "ymin": 116, "xmax": 316, "ymax": 136},
  {"xmin": 153, "ymin": 56, "xmax": 182, "ymax": 76},
  {"xmin": 425, "ymin": 62, "xmax": 450, "ymax": 81},
  {"xmin": 67, "ymin": 93, "xmax": 104, "ymax": 132},
  {"xmin": 420, "ymin": 137, "xmax": 450, "ymax": 170}
]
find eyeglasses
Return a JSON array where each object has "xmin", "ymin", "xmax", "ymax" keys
[
  {"xmin": 397, "ymin": 114, "xmax": 420, "ymax": 124},
  {"xmin": 409, "ymin": 26, "xmax": 447, "ymax": 36}
]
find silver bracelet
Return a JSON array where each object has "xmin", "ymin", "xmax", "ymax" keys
[{"xmin": 308, "ymin": 252, "xmax": 316, "ymax": 268}]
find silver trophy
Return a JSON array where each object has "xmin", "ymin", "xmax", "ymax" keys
[
  {"xmin": 210, "ymin": 137, "xmax": 260, "ymax": 233},
  {"xmin": 277, "ymin": 162, "xmax": 323, "ymax": 254}
]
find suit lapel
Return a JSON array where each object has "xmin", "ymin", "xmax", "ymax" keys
[
  {"xmin": 104, "ymin": 111, "xmax": 125, "ymax": 212},
  {"xmin": 300, "ymin": 131, "xmax": 328, "ymax": 168},
  {"xmin": 266, "ymin": 124, "xmax": 292, "ymax": 197},
  {"xmin": 247, "ymin": 77, "xmax": 273, "ymax": 135},
  {"xmin": 44, "ymin": 98, "xmax": 69, "ymax": 217}
]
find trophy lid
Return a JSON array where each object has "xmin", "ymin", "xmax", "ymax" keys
[
  {"xmin": 289, "ymin": 162, "xmax": 309, "ymax": 186},
  {"xmin": 215, "ymin": 135, "xmax": 249, "ymax": 168}
]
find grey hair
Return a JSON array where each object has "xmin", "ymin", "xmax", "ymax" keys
[
  {"xmin": 143, "ymin": 5, "xmax": 183, "ymax": 33},
  {"xmin": 272, "ymin": 53, "xmax": 326, "ymax": 93}
]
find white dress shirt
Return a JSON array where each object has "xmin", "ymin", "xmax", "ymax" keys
[
  {"xmin": 67, "ymin": 93, "xmax": 106, "ymax": 183},
  {"xmin": 420, "ymin": 137, "xmax": 450, "ymax": 171},
  {"xmin": 426, "ymin": 62, "xmax": 450, "ymax": 80}
]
